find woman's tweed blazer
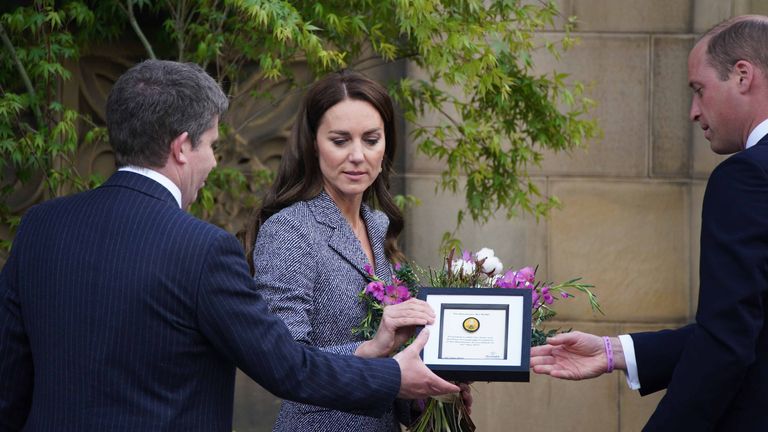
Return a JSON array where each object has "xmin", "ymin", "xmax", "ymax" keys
[{"xmin": 252, "ymin": 192, "xmax": 402, "ymax": 432}]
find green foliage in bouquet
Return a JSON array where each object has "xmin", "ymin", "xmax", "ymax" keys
[{"xmin": 356, "ymin": 246, "xmax": 602, "ymax": 431}]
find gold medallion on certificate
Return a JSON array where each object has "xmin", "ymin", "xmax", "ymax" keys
[{"xmin": 462, "ymin": 316, "xmax": 480, "ymax": 333}]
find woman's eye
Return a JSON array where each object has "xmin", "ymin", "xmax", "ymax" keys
[
  {"xmin": 332, "ymin": 139, "xmax": 346, "ymax": 145},
  {"xmin": 365, "ymin": 138, "xmax": 380, "ymax": 146}
]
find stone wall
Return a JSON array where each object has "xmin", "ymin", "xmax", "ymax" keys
[
  {"xmin": 4, "ymin": 1, "xmax": 767, "ymax": 430},
  {"xmin": 402, "ymin": 1, "xmax": 764, "ymax": 430}
]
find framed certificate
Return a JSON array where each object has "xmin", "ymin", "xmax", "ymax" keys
[{"xmin": 417, "ymin": 287, "xmax": 531, "ymax": 382}]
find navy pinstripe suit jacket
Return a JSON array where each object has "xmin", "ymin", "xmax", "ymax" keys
[{"xmin": 0, "ymin": 171, "xmax": 400, "ymax": 431}]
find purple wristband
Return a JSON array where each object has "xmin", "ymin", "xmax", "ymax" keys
[{"xmin": 603, "ymin": 336, "xmax": 614, "ymax": 373}]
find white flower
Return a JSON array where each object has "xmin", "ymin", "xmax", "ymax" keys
[
  {"xmin": 475, "ymin": 247, "xmax": 495, "ymax": 260},
  {"xmin": 475, "ymin": 248, "xmax": 503, "ymax": 275},
  {"xmin": 451, "ymin": 259, "xmax": 476, "ymax": 276},
  {"xmin": 482, "ymin": 255, "xmax": 503, "ymax": 276}
]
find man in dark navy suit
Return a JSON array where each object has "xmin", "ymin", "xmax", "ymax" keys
[
  {"xmin": 0, "ymin": 60, "xmax": 458, "ymax": 431},
  {"xmin": 530, "ymin": 15, "xmax": 768, "ymax": 431}
]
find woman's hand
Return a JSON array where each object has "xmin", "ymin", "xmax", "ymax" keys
[{"xmin": 355, "ymin": 299, "xmax": 435, "ymax": 358}]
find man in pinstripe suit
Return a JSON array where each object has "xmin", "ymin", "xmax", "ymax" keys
[{"xmin": 0, "ymin": 60, "xmax": 458, "ymax": 431}]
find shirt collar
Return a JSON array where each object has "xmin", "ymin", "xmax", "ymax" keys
[
  {"xmin": 746, "ymin": 118, "xmax": 768, "ymax": 149},
  {"xmin": 118, "ymin": 166, "xmax": 182, "ymax": 208}
]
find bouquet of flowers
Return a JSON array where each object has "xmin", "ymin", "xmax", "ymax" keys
[{"xmin": 354, "ymin": 247, "xmax": 602, "ymax": 432}]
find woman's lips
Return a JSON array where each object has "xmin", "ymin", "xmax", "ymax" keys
[{"xmin": 344, "ymin": 171, "xmax": 366, "ymax": 179}]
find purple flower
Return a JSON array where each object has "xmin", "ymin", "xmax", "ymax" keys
[
  {"xmin": 365, "ymin": 281, "xmax": 385, "ymax": 301},
  {"xmin": 383, "ymin": 284, "xmax": 410, "ymax": 305},
  {"xmin": 394, "ymin": 262, "xmax": 402, "ymax": 271},
  {"xmin": 515, "ymin": 267, "xmax": 536, "ymax": 288},
  {"xmin": 561, "ymin": 292, "xmax": 569, "ymax": 299},
  {"xmin": 531, "ymin": 290, "xmax": 540, "ymax": 305},
  {"xmin": 494, "ymin": 270, "xmax": 517, "ymax": 288},
  {"xmin": 543, "ymin": 293, "xmax": 554, "ymax": 305},
  {"xmin": 462, "ymin": 250, "xmax": 473, "ymax": 262},
  {"xmin": 363, "ymin": 263, "xmax": 374, "ymax": 275},
  {"xmin": 496, "ymin": 267, "xmax": 536, "ymax": 289},
  {"xmin": 398, "ymin": 286, "xmax": 412, "ymax": 302}
]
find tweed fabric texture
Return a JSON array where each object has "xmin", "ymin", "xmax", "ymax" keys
[{"xmin": 253, "ymin": 192, "xmax": 402, "ymax": 432}]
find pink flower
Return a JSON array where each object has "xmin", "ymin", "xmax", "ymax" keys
[
  {"xmin": 363, "ymin": 263, "xmax": 374, "ymax": 275},
  {"xmin": 462, "ymin": 250, "xmax": 473, "ymax": 262},
  {"xmin": 394, "ymin": 262, "xmax": 402, "ymax": 271},
  {"xmin": 382, "ymin": 284, "xmax": 411, "ymax": 305},
  {"xmin": 365, "ymin": 281, "xmax": 385, "ymax": 301},
  {"xmin": 539, "ymin": 285, "xmax": 554, "ymax": 305},
  {"xmin": 543, "ymin": 293, "xmax": 554, "ymax": 305},
  {"xmin": 515, "ymin": 267, "xmax": 536, "ymax": 288},
  {"xmin": 494, "ymin": 270, "xmax": 513, "ymax": 288},
  {"xmin": 561, "ymin": 292, "xmax": 569, "ymax": 299},
  {"xmin": 495, "ymin": 266, "xmax": 537, "ymax": 289}
]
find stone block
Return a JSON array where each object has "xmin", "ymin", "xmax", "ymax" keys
[
  {"xmin": 549, "ymin": 180, "xmax": 690, "ymax": 322},
  {"xmin": 735, "ymin": 0, "xmax": 768, "ymax": 16},
  {"xmin": 473, "ymin": 322, "xmax": 621, "ymax": 431},
  {"xmin": 693, "ymin": 0, "xmax": 733, "ymax": 33},
  {"xmin": 402, "ymin": 175, "xmax": 548, "ymax": 273},
  {"xmin": 232, "ymin": 369, "xmax": 280, "ymax": 431},
  {"xmin": 569, "ymin": 0, "xmax": 691, "ymax": 33},
  {"xmin": 652, "ymin": 36, "xmax": 695, "ymax": 178},
  {"xmin": 533, "ymin": 34, "xmax": 650, "ymax": 177},
  {"xmin": 691, "ymin": 124, "xmax": 728, "ymax": 178}
]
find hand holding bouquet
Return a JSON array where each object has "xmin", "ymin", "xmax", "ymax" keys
[{"xmin": 355, "ymin": 247, "xmax": 602, "ymax": 432}]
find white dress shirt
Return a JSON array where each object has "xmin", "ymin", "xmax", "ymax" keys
[
  {"xmin": 118, "ymin": 166, "xmax": 182, "ymax": 208},
  {"xmin": 621, "ymin": 117, "xmax": 768, "ymax": 391}
]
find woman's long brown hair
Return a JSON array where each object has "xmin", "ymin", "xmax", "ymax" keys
[{"xmin": 243, "ymin": 70, "xmax": 405, "ymax": 275}]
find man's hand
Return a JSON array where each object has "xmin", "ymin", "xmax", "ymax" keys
[
  {"xmin": 356, "ymin": 299, "xmax": 435, "ymax": 358},
  {"xmin": 394, "ymin": 329, "xmax": 460, "ymax": 398},
  {"xmin": 530, "ymin": 331, "xmax": 625, "ymax": 380}
]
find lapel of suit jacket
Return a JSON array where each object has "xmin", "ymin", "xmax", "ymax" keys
[
  {"xmin": 99, "ymin": 171, "xmax": 180, "ymax": 208},
  {"xmin": 308, "ymin": 192, "xmax": 384, "ymax": 280},
  {"xmin": 360, "ymin": 203, "xmax": 392, "ymax": 282}
]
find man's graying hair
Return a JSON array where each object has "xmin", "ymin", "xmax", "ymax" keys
[
  {"xmin": 106, "ymin": 60, "xmax": 229, "ymax": 168},
  {"xmin": 704, "ymin": 16, "xmax": 768, "ymax": 81}
]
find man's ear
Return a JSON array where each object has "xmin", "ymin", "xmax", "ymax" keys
[
  {"xmin": 734, "ymin": 60, "xmax": 755, "ymax": 93},
  {"xmin": 169, "ymin": 132, "xmax": 190, "ymax": 165}
]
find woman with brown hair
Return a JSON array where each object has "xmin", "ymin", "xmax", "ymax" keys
[{"xmin": 244, "ymin": 70, "xmax": 434, "ymax": 431}]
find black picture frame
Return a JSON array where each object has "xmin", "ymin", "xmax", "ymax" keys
[{"xmin": 417, "ymin": 287, "xmax": 532, "ymax": 382}]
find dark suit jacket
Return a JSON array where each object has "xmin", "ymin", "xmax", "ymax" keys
[
  {"xmin": 0, "ymin": 171, "xmax": 400, "ymax": 431},
  {"xmin": 631, "ymin": 136, "xmax": 768, "ymax": 431}
]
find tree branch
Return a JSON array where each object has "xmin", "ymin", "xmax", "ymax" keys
[
  {"xmin": 166, "ymin": 0, "xmax": 187, "ymax": 61},
  {"xmin": 0, "ymin": 22, "xmax": 43, "ymax": 128},
  {"xmin": 121, "ymin": 0, "xmax": 157, "ymax": 59}
]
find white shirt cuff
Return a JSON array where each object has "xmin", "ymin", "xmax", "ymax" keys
[{"xmin": 618, "ymin": 334, "xmax": 641, "ymax": 390}]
